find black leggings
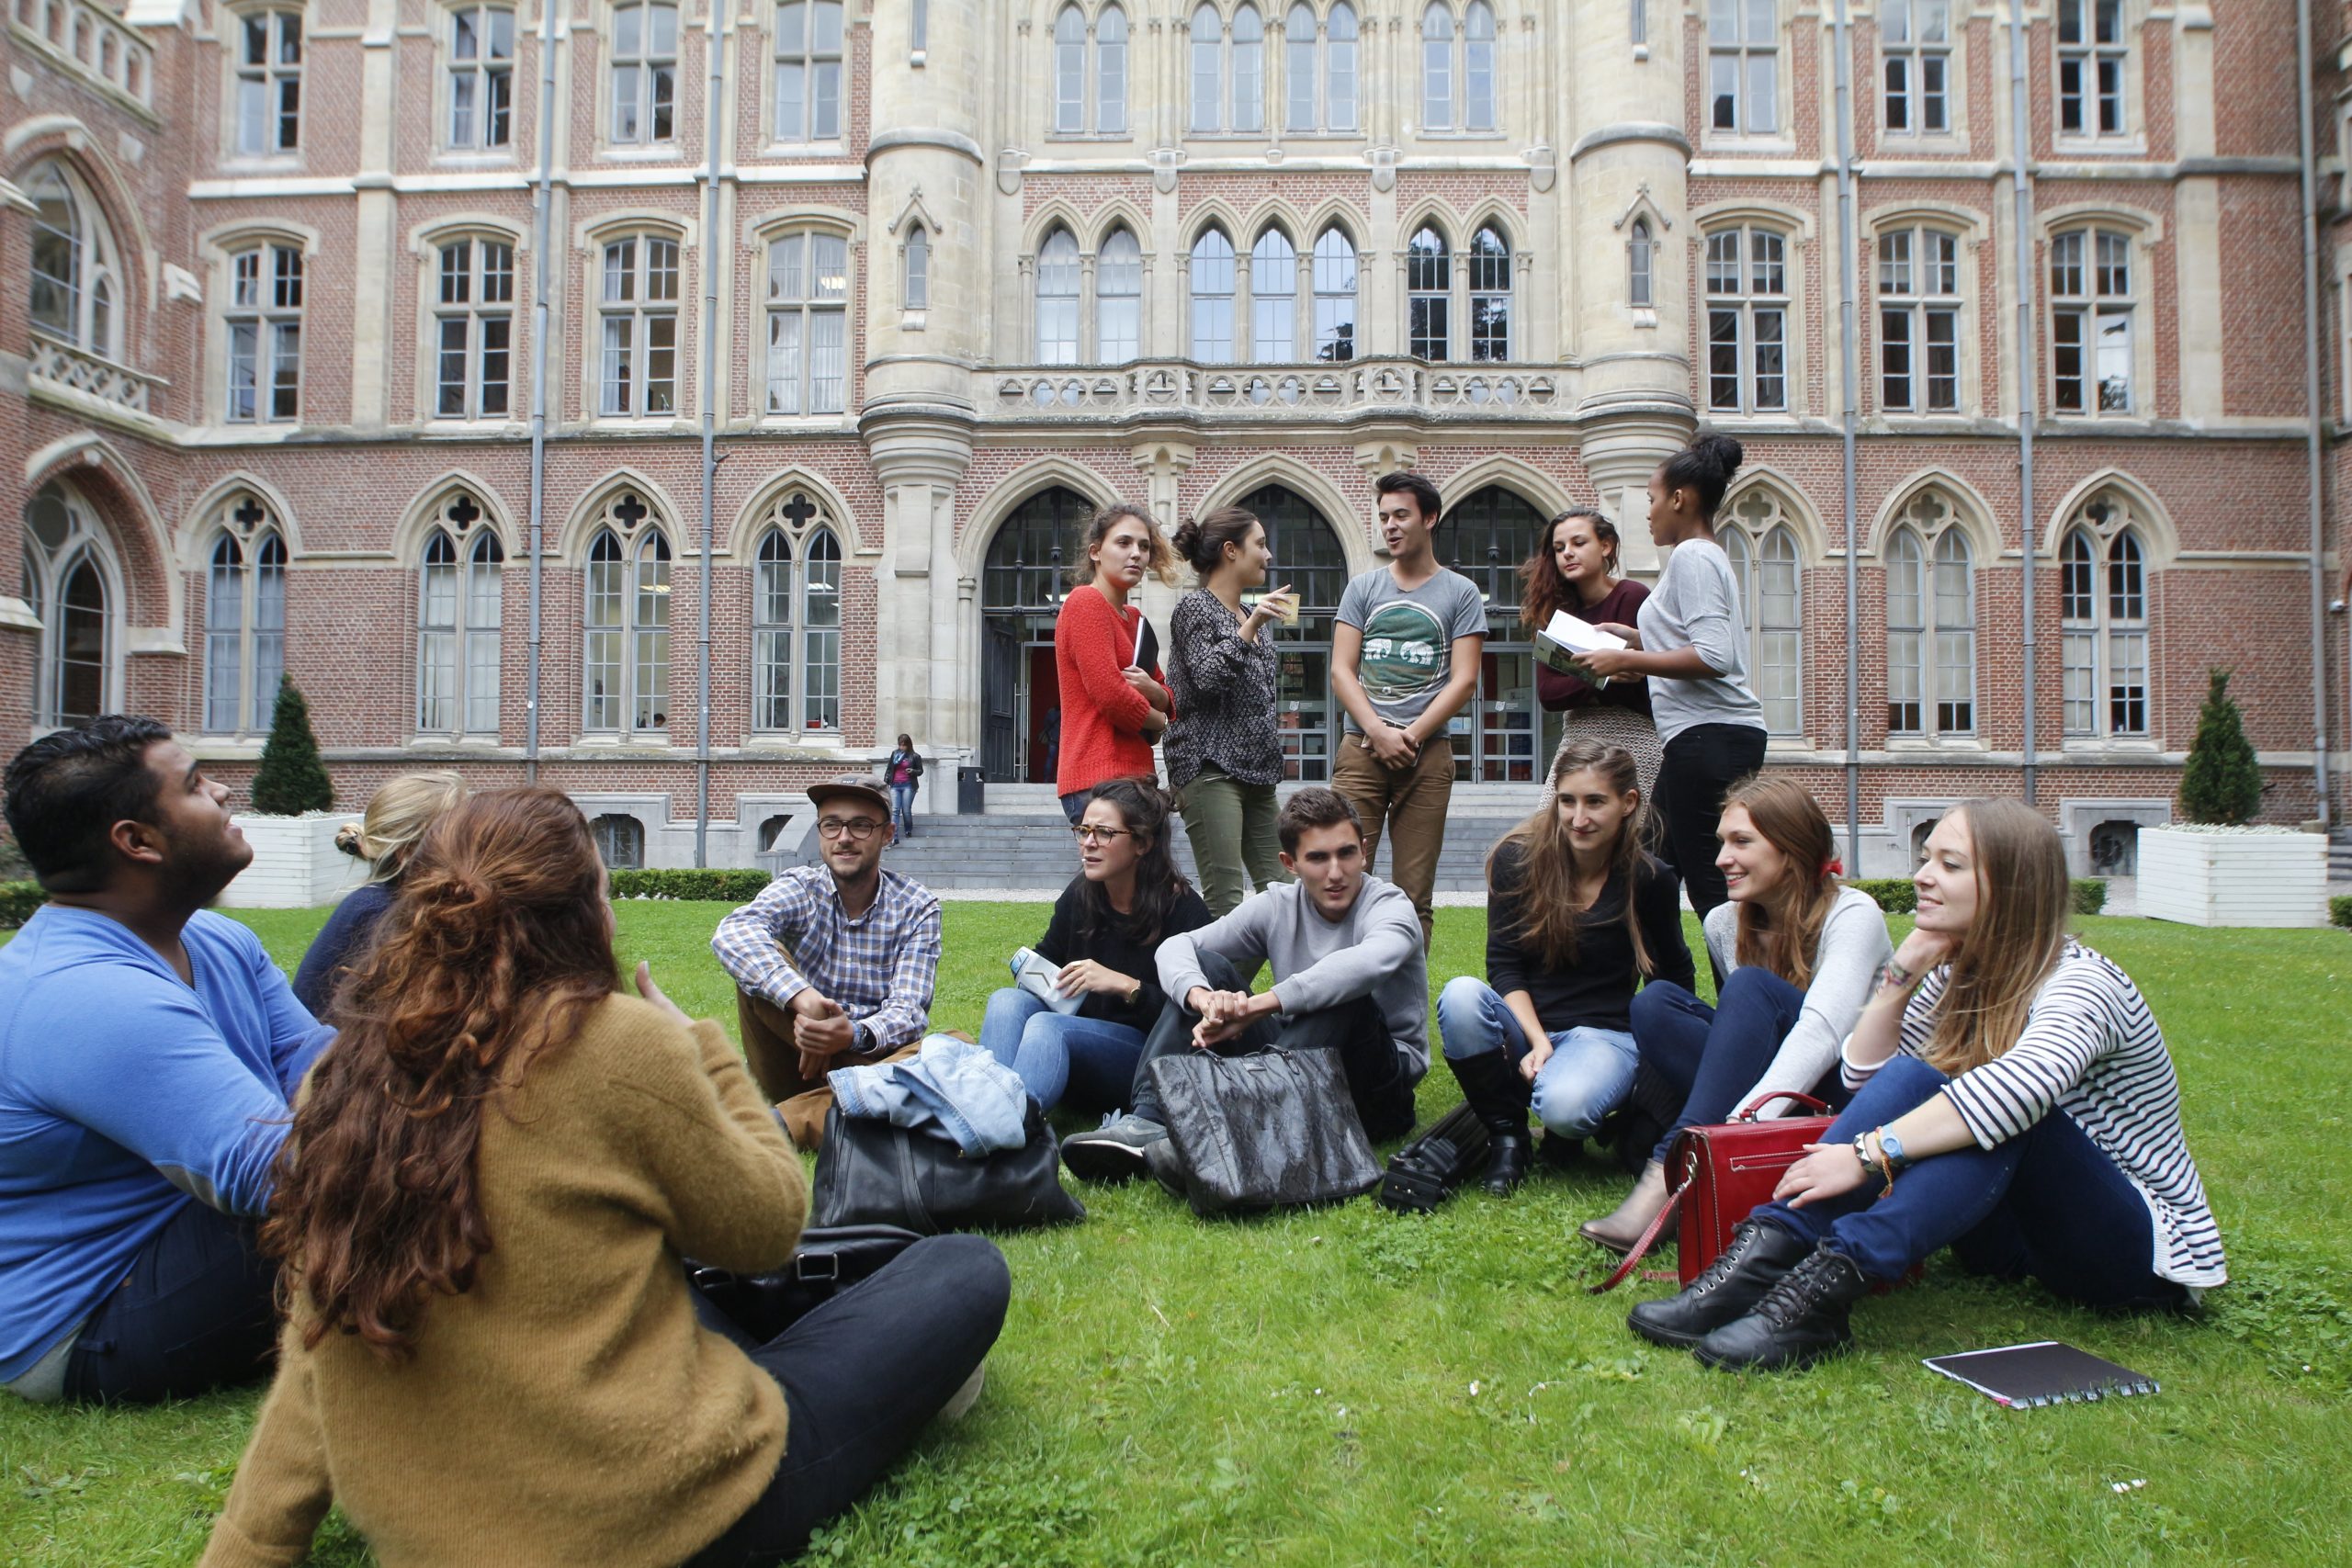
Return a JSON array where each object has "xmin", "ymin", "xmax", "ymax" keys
[
  {"xmin": 1651, "ymin": 722, "xmax": 1769, "ymax": 922},
  {"xmin": 684, "ymin": 1234, "xmax": 1012, "ymax": 1566}
]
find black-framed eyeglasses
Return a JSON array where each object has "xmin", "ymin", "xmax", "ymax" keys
[
  {"xmin": 818, "ymin": 817, "xmax": 887, "ymax": 840},
  {"xmin": 1069, "ymin": 823, "xmax": 1135, "ymax": 844}
]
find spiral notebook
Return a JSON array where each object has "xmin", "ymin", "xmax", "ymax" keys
[{"xmin": 1922, "ymin": 1340, "xmax": 2158, "ymax": 1408}]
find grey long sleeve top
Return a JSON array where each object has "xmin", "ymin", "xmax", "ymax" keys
[
  {"xmin": 1156, "ymin": 875, "xmax": 1430, "ymax": 1080},
  {"xmin": 1701, "ymin": 886, "xmax": 1891, "ymax": 1114}
]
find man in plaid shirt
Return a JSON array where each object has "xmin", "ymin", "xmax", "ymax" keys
[{"xmin": 712, "ymin": 776, "xmax": 943, "ymax": 1127}]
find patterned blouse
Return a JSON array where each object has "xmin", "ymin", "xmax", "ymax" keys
[{"xmin": 1163, "ymin": 588, "xmax": 1284, "ymax": 789}]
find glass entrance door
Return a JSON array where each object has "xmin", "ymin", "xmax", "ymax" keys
[
  {"xmin": 1242, "ymin": 484, "xmax": 1351, "ymax": 783},
  {"xmin": 980, "ymin": 486, "xmax": 1094, "ymax": 783},
  {"xmin": 1442, "ymin": 486, "xmax": 1548, "ymax": 782}
]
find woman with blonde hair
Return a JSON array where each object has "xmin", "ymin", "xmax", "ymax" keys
[
  {"xmin": 1627, "ymin": 797, "xmax": 2223, "ymax": 1371},
  {"xmin": 1581, "ymin": 773, "xmax": 1889, "ymax": 1251},
  {"xmin": 199, "ymin": 788, "xmax": 1010, "ymax": 1565},
  {"xmin": 291, "ymin": 770, "xmax": 466, "ymax": 1016}
]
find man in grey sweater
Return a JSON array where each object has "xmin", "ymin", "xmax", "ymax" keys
[{"xmin": 1060, "ymin": 788, "xmax": 1426, "ymax": 1182}]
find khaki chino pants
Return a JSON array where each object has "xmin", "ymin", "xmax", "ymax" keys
[{"xmin": 1330, "ymin": 731, "xmax": 1454, "ymax": 947}]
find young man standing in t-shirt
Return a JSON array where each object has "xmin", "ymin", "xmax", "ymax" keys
[{"xmin": 1329, "ymin": 471, "xmax": 1488, "ymax": 946}]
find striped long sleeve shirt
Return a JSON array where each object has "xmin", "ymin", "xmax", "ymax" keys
[{"xmin": 1842, "ymin": 940, "xmax": 2225, "ymax": 1290}]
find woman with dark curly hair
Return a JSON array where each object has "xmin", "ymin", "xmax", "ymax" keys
[{"xmin": 198, "ymin": 788, "xmax": 1010, "ymax": 1568}]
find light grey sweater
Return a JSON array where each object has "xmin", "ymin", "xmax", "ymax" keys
[
  {"xmin": 1156, "ymin": 875, "xmax": 1430, "ymax": 1079},
  {"xmin": 1702, "ymin": 886, "xmax": 1891, "ymax": 1114}
]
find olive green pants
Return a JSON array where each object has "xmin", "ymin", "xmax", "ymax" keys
[{"xmin": 1177, "ymin": 763, "xmax": 1290, "ymax": 918}]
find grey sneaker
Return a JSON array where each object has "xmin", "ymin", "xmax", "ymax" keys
[
  {"xmin": 937, "ymin": 1359, "xmax": 986, "ymax": 1422},
  {"xmin": 1060, "ymin": 1112, "xmax": 1167, "ymax": 1183},
  {"xmin": 1141, "ymin": 1131, "xmax": 1188, "ymax": 1198}
]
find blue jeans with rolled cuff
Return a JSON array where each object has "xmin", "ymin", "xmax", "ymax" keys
[
  {"xmin": 1435, "ymin": 976, "xmax": 1640, "ymax": 1141},
  {"xmin": 978, "ymin": 987, "xmax": 1148, "ymax": 1114},
  {"xmin": 1747, "ymin": 1054, "xmax": 2189, "ymax": 1308},
  {"xmin": 890, "ymin": 782, "xmax": 917, "ymax": 836},
  {"xmin": 1632, "ymin": 970, "xmax": 1849, "ymax": 1166}
]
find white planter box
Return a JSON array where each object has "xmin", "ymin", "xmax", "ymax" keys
[
  {"xmin": 2136, "ymin": 827, "xmax": 2329, "ymax": 929},
  {"xmin": 218, "ymin": 814, "xmax": 369, "ymax": 908}
]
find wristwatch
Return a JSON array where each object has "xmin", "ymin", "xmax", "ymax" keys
[
  {"xmin": 1878, "ymin": 1126, "xmax": 1913, "ymax": 1174},
  {"xmin": 1125, "ymin": 981, "xmax": 1143, "ymax": 1006}
]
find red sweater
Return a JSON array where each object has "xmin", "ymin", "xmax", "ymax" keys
[{"xmin": 1054, "ymin": 583, "xmax": 1171, "ymax": 795}]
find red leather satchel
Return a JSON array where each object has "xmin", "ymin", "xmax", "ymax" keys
[{"xmin": 1590, "ymin": 1090, "xmax": 1834, "ymax": 1293}]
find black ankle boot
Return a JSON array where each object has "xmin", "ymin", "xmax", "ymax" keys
[
  {"xmin": 1626, "ymin": 1219, "xmax": 1811, "ymax": 1348},
  {"xmin": 1693, "ymin": 1244, "xmax": 1871, "ymax": 1372},
  {"xmin": 1446, "ymin": 1052, "xmax": 1532, "ymax": 1196}
]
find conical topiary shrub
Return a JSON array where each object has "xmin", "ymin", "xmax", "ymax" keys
[
  {"xmin": 2178, "ymin": 668, "xmax": 2262, "ymax": 826},
  {"xmin": 248, "ymin": 681, "xmax": 334, "ymax": 816}
]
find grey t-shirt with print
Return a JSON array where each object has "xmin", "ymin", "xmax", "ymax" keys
[{"xmin": 1336, "ymin": 566, "xmax": 1489, "ymax": 731}]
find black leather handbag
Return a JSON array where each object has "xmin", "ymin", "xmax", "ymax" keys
[
  {"xmin": 1147, "ymin": 1046, "xmax": 1381, "ymax": 1216},
  {"xmin": 689, "ymin": 1224, "xmax": 922, "ymax": 1343},
  {"xmin": 809, "ymin": 1100, "xmax": 1086, "ymax": 1234}
]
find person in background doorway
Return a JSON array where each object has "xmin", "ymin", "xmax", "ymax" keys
[
  {"xmin": 1574, "ymin": 433, "xmax": 1767, "ymax": 921},
  {"xmin": 293, "ymin": 770, "xmax": 468, "ymax": 1017},
  {"xmin": 883, "ymin": 735, "xmax": 923, "ymax": 840},
  {"xmin": 1054, "ymin": 504, "xmax": 1178, "ymax": 822},
  {"xmin": 1524, "ymin": 508, "xmax": 1658, "ymax": 816},
  {"xmin": 1164, "ymin": 506, "xmax": 1296, "ymax": 917},
  {"xmin": 1329, "ymin": 472, "xmax": 1488, "ymax": 947}
]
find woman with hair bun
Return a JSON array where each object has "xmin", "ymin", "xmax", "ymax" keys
[
  {"xmin": 1581, "ymin": 774, "xmax": 1889, "ymax": 1252},
  {"xmin": 200, "ymin": 787, "xmax": 1011, "ymax": 1567},
  {"xmin": 292, "ymin": 770, "xmax": 466, "ymax": 1017},
  {"xmin": 1163, "ymin": 507, "xmax": 1296, "ymax": 915},
  {"xmin": 1522, "ymin": 507, "xmax": 1659, "ymax": 814},
  {"xmin": 1575, "ymin": 431, "xmax": 1769, "ymax": 920}
]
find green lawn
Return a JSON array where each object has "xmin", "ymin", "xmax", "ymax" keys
[{"xmin": 4, "ymin": 905, "xmax": 2349, "ymax": 1566}]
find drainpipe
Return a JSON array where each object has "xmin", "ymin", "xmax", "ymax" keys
[
  {"xmin": 2007, "ymin": 0, "xmax": 2039, "ymax": 805},
  {"xmin": 1832, "ymin": 0, "xmax": 1861, "ymax": 874},
  {"xmin": 2296, "ymin": 0, "xmax": 2333, "ymax": 827},
  {"xmin": 524, "ymin": 0, "xmax": 560, "ymax": 784},
  {"xmin": 694, "ymin": 0, "xmax": 724, "ymax": 867}
]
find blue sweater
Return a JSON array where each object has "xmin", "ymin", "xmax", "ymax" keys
[
  {"xmin": 0, "ymin": 906, "xmax": 334, "ymax": 1382},
  {"xmin": 291, "ymin": 879, "xmax": 395, "ymax": 1017}
]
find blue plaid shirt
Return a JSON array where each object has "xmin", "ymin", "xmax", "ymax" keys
[{"xmin": 710, "ymin": 864, "xmax": 943, "ymax": 1051}]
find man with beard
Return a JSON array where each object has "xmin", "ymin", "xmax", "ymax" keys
[
  {"xmin": 0, "ymin": 716, "xmax": 334, "ymax": 1404},
  {"xmin": 712, "ymin": 775, "xmax": 944, "ymax": 1136}
]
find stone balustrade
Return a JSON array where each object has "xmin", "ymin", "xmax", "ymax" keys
[
  {"xmin": 29, "ymin": 334, "xmax": 162, "ymax": 417},
  {"xmin": 990, "ymin": 359, "xmax": 1564, "ymax": 423},
  {"xmin": 10, "ymin": 0, "xmax": 154, "ymax": 107}
]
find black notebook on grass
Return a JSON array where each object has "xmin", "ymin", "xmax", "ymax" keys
[{"xmin": 1922, "ymin": 1340, "xmax": 2157, "ymax": 1408}]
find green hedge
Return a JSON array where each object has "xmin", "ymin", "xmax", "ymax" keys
[
  {"xmin": 2332, "ymin": 895, "xmax": 2352, "ymax": 931},
  {"xmin": 1847, "ymin": 877, "xmax": 2106, "ymax": 916},
  {"xmin": 607, "ymin": 867, "xmax": 775, "ymax": 902},
  {"xmin": 0, "ymin": 881, "xmax": 46, "ymax": 930},
  {"xmin": 1848, "ymin": 879, "xmax": 1917, "ymax": 914}
]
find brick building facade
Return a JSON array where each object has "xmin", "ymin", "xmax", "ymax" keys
[{"xmin": 3, "ymin": 0, "xmax": 2344, "ymax": 874}]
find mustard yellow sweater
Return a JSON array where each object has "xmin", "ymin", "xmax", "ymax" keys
[{"xmin": 199, "ymin": 993, "xmax": 808, "ymax": 1568}]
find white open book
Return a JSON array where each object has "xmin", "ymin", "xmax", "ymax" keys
[
  {"xmin": 1532, "ymin": 609, "xmax": 1627, "ymax": 678},
  {"xmin": 1010, "ymin": 947, "xmax": 1083, "ymax": 1015}
]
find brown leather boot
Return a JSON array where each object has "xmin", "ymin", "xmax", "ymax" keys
[{"xmin": 1577, "ymin": 1156, "xmax": 1677, "ymax": 1255}]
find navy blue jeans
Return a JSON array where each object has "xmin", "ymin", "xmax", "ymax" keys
[
  {"xmin": 1632, "ymin": 970, "xmax": 1846, "ymax": 1165},
  {"xmin": 1751, "ymin": 1055, "xmax": 2190, "ymax": 1308},
  {"xmin": 62, "ymin": 1197, "xmax": 279, "ymax": 1404}
]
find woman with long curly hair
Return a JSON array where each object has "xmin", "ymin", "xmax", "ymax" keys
[
  {"xmin": 1627, "ymin": 798, "xmax": 2223, "ymax": 1371},
  {"xmin": 1521, "ymin": 508, "xmax": 1659, "ymax": 813},
  {"xmin": 1580, "ymin": 774, "xmax": 1890, "ymax": 1252},
  {"xmin": 1433, "ymin": 742, "xmax": 1694, "ymax": 1195},
  {"xmin": 199, "ymin": 788, "xmax": 1010, "ymax": 1568}
]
